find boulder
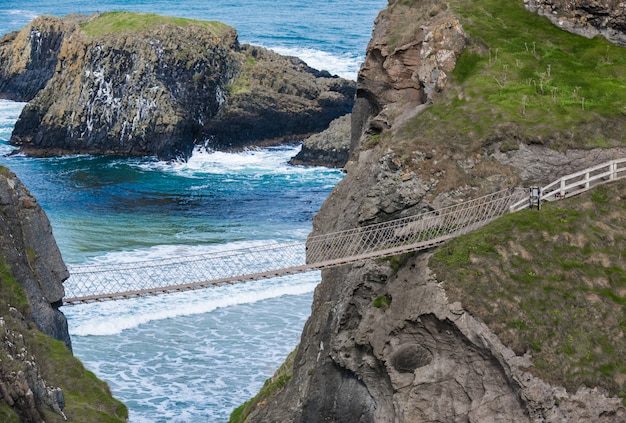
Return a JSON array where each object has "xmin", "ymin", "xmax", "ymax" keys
[{"xmin": 289, "ymin": 114, "xmax": 351, "ymax": 168}]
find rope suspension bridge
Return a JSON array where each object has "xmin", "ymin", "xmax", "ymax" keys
[{"xmin": 63, "ymin": 158, "xmax": 626, "ymax": 305}]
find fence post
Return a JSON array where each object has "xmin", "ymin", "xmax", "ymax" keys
[
  {"xmin": 610, "ymin": 161, "xmax": 616, "ymax": 181},
  {"xmin": 560, "ymin": 178, "xmax": 566, "ymax": 198},
  {"xmin": 529, "ymin": 187, "xmax": 541, "ymax": 210}
]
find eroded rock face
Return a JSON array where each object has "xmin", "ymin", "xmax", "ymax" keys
[
  {"xmin": 0, "ymin": 167, "xmax": 70, "ymax": 350},
  {"xmin": 526, "ymin": 0, "xmax": 626, "ymax": 46},
  {"xmin": 242, "ymin": 0, "xmax": 626, "ymax": 421},
  {"xmin": 351, "ymin": 0, "xmax": 466, "ymax": 158},
  {"xmin": 0, "ymin": 14, "xmax": 354, "ymax": 160},
  {"xmin": 0, "ymin": 308, "xmax": 68, "ymax": 421}
]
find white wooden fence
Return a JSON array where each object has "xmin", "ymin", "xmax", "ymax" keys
[{"xmin": 510, "ymin": 158, "xmax": 626, "ymax": 212}]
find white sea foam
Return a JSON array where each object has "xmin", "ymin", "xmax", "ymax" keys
[
  {"xmin": 137, "ymin": 144, "xmax": 343, "ymax": 180},
  {"xmin": 80, "ymin": 239, "xmax": 282, "ymax": 265},
  {"xmin": 64, "ymin": 272, "xmax": 319, "ymax": 336},
  {"xmin": 268, "ymin": 46, "xmax": 362, "ymax": 81},
  {"xmin": 0, "ymin": 100, "xmax": 26, "ymax": 127},
  {"xmin": 6, "ymin": 9, "xmax": 39, "ymax": 19}
]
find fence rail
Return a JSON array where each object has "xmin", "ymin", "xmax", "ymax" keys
[{"xmin": 510, "ymin": 158, "xmax": 626, "ymax": 212}]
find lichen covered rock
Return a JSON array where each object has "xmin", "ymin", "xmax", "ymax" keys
[{"xmin": 0, "ymin": 13, "xmax": 355, "ymax": 160}]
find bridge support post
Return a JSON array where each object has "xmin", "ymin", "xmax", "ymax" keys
[{"xmin": 529, "ymin": 187, "xmax": 541, "ymax": 210}]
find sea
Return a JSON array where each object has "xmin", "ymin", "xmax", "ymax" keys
[{"xmin": 0, "ymin": 0, "xmax": 385, "ymax": 421}]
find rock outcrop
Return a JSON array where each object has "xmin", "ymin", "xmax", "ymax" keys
[
  {"xmin": 0, "ymin": 166, "xmax": 127, "ymax": 421},
  {"xmin": 526, "ymin": 0, "xmax": 626, "ymax": 46},
  {"xmin": 237, "ymin": 0, "xmax": 626, "ymax": 422},
  {"xmin": 0, "ymin": 166, "xmax": 70, "ymax": 349},
  {"xmin": 0, "ymin": 13, "xmax": 354, "ymax": 160},
  {"xmin": 289, "ymin": 114, "xmax": 351, "ymax": 168}
]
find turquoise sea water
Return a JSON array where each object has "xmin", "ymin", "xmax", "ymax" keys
[{"xmin": 0, "ymin": 1, "xmax": 385, "ymax": 421}]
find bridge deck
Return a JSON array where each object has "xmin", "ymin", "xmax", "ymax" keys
[{"xmin": 63, "ymin": 158, "xmax": 626, "ymax": 305}]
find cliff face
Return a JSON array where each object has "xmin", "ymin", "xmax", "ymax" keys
[
  {"xmin": 239, "ymin": 0, "xmax": 626, "ymax": 421},
  {"xmin": 527, "ymin": 0, "xmax": 626, "ymax": 46},
  {"xmin": 0, "ymin": 167, "xmax": 69, "ymax": 349},
  {"xmin": 0, "ymin": 166, "xmax": 126, "ymax": 421},
  {"xmin": 0, "ymin": 13, "xmax": 354, "ymax": 160}
]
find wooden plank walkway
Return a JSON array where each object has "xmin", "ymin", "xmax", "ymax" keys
[{"xmin": 63, "ymin": 158, "xmax": 626, "ymax": 305}]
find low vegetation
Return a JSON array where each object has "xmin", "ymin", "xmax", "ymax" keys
[
  {"xmin": 80, "ymin": 11, "xmax": 231, "ymax": 38},
  {"xmin": 386, "ymin": 0, "xmax": 626, "ymax": 169},
  {"xmin": 229, "ymin": 348, "xmax": 297, "ymax": 423},
  {"xmin": 430, "ymin": 180, "xmax": 626, "ymax": 397},
  {"xmin": 0, "ymin": 259, "xmax": 128, "ymax": 421},
  {"xmin": 372, "ymin": 295, "xmax": 392, "ymax": 309}
]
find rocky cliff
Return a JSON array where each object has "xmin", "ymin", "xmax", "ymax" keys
[
  {"xmin": 0, "ymin": 166, "xmax": 127, "ymax": 421},
  {"xmin": 0, "ymin": 167, "xmax": 70, "ymax": 350},
  {"xmin": 289, "ymin": 114, "xmax": 351, "ymax": 168},
  {"xmin": 234, "ymin": 0, "xmax": 626, "ymax": 421},
  {"xmin": 0, "ymin": 12, "xmax": 354, "ymax": 160},
  {"xmin": 527, "ymin": 0, "xmax": 626, "ymax": 46}
]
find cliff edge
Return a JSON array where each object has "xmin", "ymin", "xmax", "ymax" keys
[
  {"xmin": 0, "ymin": 166, "xmax": 127, "ymax": 421},
  {"xmin": 233, "ymin": 0, "xmax": 626, "ymax": 421},
  {"xmin": 0, "ymin": 13, "xmax": 354, "ymax": 160}
]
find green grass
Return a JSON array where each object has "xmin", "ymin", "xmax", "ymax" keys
[
  {"xmin": 373, "ymin": 295, "xmax": 392, "ymax": 309},
  {"xmin": 0, "ymin": 260, "xmax": 29, "ymax": 312},
  {"xmin": 80, "ymin": 11, "xmax": 232, "ymax": 38},
  {"xmin": 388, "ymin": 0, "xmax": 626, "ymax": 169},
  {"xmin": 229, "ymin": 348, "xmax": 297, "ymax": 423},
  {"xmin": 430, "ymin": 180, "xmax": 626, "ymax": 396},
  {"xmin": 0, "ymin": 258, "xmax": 128, "ymax": 421}
]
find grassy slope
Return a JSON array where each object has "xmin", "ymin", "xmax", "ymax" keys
[
  {"xmin": 80, "ymin": 11, "xmax": 232, "ymax": 38},
  {"xmin": 228, "ymin": 348, "xmax": 296, "ymax": 423},
  {"xmin": 0, "ymin": 260, "xmax": 128, "ymax": 421},
  {"xmin": 430, "ymin": 180, "xmax": 626, "ymax": 398},
  {"xmin": 388, "ymin": 0, "xmax": 626, "ymax": 165}
]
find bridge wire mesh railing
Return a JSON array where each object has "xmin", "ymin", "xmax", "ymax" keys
[
  {"xmin": 64, "ymin": 188, "xmax": 527, "ymax": 305},
  {"xmin": 305, "ymin": 188, "xmax": 527, "ymax": 264},
  {"xmin": 65, "ymin": 241, "xmax": 307, "ymax": 304}
]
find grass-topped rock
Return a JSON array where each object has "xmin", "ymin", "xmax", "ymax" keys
[
  {"xmin": 362, "ymin": 0, "xmax": 626, "ymax": 187},
  {"xmin": 431, "ymin": 180, "xmax": 626, "ymax": 397},
  {"xmin": 80, "ymin": 11, "xmax": 231, "ymax": 38},
  {"xmin": 0, "ymin": 12, "xmax": 354, "ymax": 160}
]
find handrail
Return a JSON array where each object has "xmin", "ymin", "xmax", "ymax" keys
[
  {"xmin": 509, "ymin": 158, "xmax": 626, "ymax": 212},
  {"xmin": 63, "ymin": 188, "xmax": 526, "ymax": 305}
]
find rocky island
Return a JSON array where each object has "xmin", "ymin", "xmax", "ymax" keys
[{"xmin": 0, "ymin": 12, "xmax": 354, "ymax": 160}]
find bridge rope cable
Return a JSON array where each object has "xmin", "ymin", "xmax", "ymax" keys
[
  {"xmin": 63, "ymin": 158, "xmax": 626, "ymax": 305},
  {"xmin": 63, "ymin": 188, "xmax": 526, "ymax": 305}
]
